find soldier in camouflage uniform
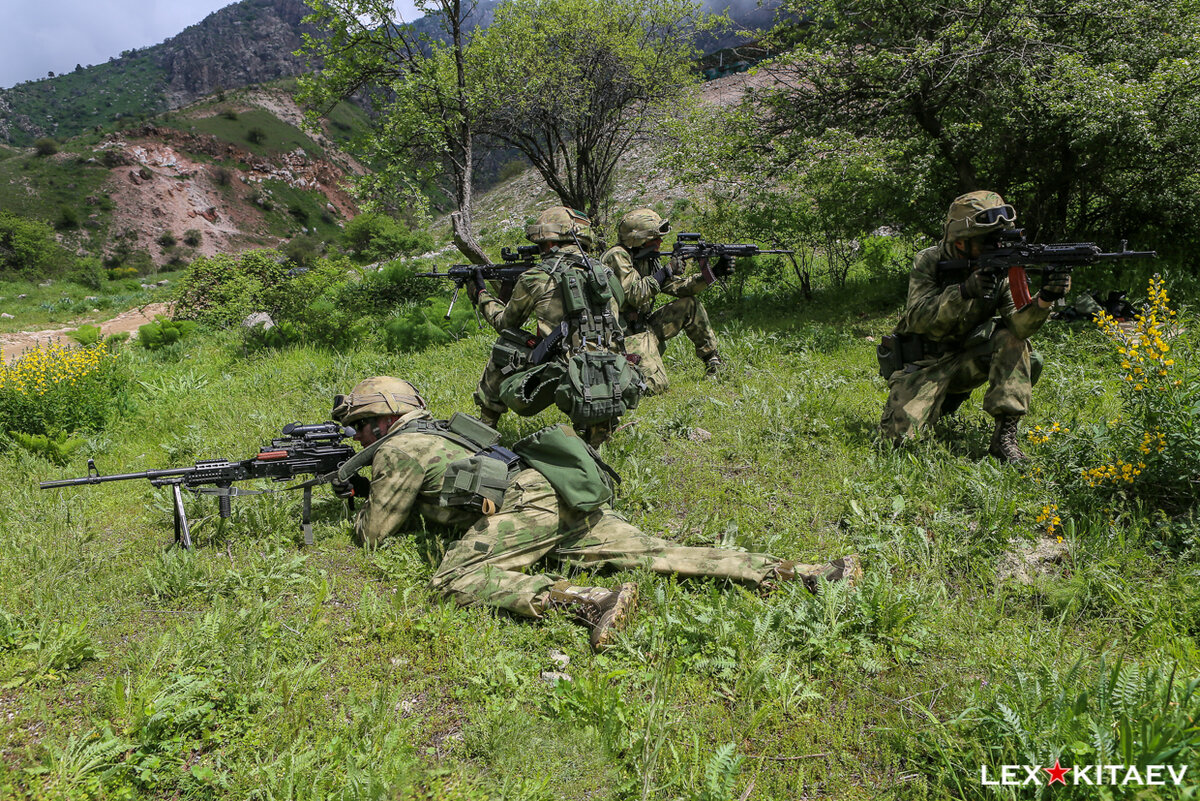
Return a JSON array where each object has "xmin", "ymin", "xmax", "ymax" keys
[
  {"xmin": 601, "ymin": 209, "xmax": 723, "ymax": 393},
  {"xmin": 878, "ymin": 191, "xmax": 1070, "ymax": 461},
  {"xmin": 332, "ymin": 376, "xmax": 863, "ymax": 650},
  {"xmin": 470, "ymin": 206, "xmax": 639, "ymax": 444}
]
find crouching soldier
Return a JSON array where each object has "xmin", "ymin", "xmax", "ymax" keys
[
  {"xmin": 878, "ymin": 191, "xmax": 1068, "ymax": 461},
  {"xmin": 331, "ymin": 376, "xmax": 862, "ymax": 650},
  {"xmin": 602, "ymin": 208, "xmax": 723, "ymax": 393}
]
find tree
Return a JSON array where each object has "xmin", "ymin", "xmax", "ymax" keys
[
  {"xmin": 298, "ymin": 0, "xmax": 488, "ymax": 263},
  {"xmin": 729, "ymin": 0, "xmax": 1200, "ymax": 249},
  {"xmin": 469, "ymin": 0, "xmax": 708, "ymax": 221}
]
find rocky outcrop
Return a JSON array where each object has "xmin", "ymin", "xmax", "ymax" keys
[{"xmin": 155, "ymin": 0, "xmax": 318, "ymax": 107}]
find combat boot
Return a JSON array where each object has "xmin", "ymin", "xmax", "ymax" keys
[
  {"xmin": 544, "ymin": 581, "xmax": 638, "ymax": 651},
  {"xmin": 989, "ymin": 415, "xmax": 1027, "ymax": 463},
  {"xmin": 704, "ymin": 354, "xmax": 724, "ymax": 377},
  {"xmin": 768, "ymin": 554, "xmax": 863, "ymax": 594}
]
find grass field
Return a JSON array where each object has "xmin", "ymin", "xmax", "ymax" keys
[{"xmin": 1, "ymin": 258, "xmax": 1198, "ymax": 799}]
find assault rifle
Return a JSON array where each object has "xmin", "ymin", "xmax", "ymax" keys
[
  {"xmin": 417, "ymin": 246, "xmax": 542, "ymax": 318},
  {"xmin": 937, "ymin": 229, "xmax": 1157, "ymax": 307},
  {"xmin": 669, "ymin": 233, "xmax": 794, "ymax": 284},
  {"xmin": 40, "ymin": 422, "xmax": 356, "ymax": 549}
]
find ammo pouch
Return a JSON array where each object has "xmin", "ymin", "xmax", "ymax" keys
[
  {"xmin": 877, "ymin": 335, "xmax": 904, "ymax": 378},
  {"xmin": 490, "ymin": 328, "xmax": 539, "ymax": 378},
  {"xmin": 512, "ymin": 424, "xmax": 617, "ymax": 512},
  {"xmin": 438, "ymin": 446, "xmax": 523, "ymax": 515},
  {"xmin": 554, "ymin": 351, "xmax": 644, "ymax": 428}
]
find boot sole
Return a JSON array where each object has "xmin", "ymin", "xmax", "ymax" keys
[{"xmin": 591, "ymin": 582, "xmax": 639, "ymax": 652}]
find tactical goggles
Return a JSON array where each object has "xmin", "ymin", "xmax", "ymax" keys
[{"xmin": 968, "ymin": 205, "xmax": 1017, "ymax": 228}]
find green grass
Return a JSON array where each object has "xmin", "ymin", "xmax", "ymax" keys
[
  {"xmin": 1, "ymin": 263, "xmax": 1198, "ymax": 798},
  {"xmin": 0, "ymin": 271, "xmax": 184, "ymax": 335},
  {"xmin": 0, "ymin": 151, "xmax": 114, "ymax": 227},
  {"xmin": 171, "ymin": 108, "xmax": 324, "ymax": 160}
]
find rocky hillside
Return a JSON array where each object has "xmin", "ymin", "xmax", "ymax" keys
[{"xmin": 0, "ymin": 0, "xmax": 787, "ymax": 146}]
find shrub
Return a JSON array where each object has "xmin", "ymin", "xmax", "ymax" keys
[
  {"xmin": 247, "ymin": 127, "xmax": 266, "ymax": 145},
  {"xmin": 55, "ymin": 205, "xmax": 80, "ymax": 230},
  {"xmin": 221, "ymin": 109, "xmax": 239, "ymax": 121},
  {"xmin": 137, "ymin": 316, "xmax": 198, "ymax": 350},
  {"xmin": 69, "ymin": 257, "xmax": 105, "ymax": 290},
  {"xmin": 341, "ymin": 213, "xmax": 435, "ymax": 262},
  {"xmin": 12, "ymin": 430, "xmax": 84, "ymax": 465},
  {"xmin": 383, "ymin": 296, "xmax": 476, "ymax": 353},
  {"xmin": 0, "ymin": 212, "xmax": 58, "ymax": 277},
  {"xmin": 157, "ymin": 231, "xmax": 176, "ymax": 249},
  {"xmin": 33, "ymin": 137, "xmax": 58, "ymax": 156},
  {"xmin": 182, "ymin": 229, "xmax": 202, "ymax": 247},
  {"xmin": 68, "ymin": 324, "xmax": 103, "ymax": 346},
  {"xmin": 212, "ymin": 166, "xmax": 232, "ymax": 187},
  {"xmin": 0, "ymin": 341, "xmax": 124, "ymax": 436},
  {"xmin": 174, "ymin": 250, "xmax": 288, "ymax": 328}
]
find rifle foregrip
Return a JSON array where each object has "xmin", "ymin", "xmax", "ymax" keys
[{"xmin": 1009, "ymin": 266, "xmax": 1033, "ymax": 309}]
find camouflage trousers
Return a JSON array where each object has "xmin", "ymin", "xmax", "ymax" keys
[
  {"xmin": 880, "ymin": 326, "xmax": 1041, "ymax": 442},
  {"xmin": 624, "ymin": 297, "xmax": 719, "ymax": 395},
  {"xmin": 430, "ymin": 468, "xmax": 779, "ymax": 618}
]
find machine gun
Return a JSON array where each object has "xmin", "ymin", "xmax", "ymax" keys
[
  {"xmin": 417, "ymin": 246, "xmax": 542, "ymax": 317},
  {"xmin": 668, "ymin": 233, "xmax": 794, "ymax": 284},
  {"xmin": 937, "ymin": 229, "xmax": 1157, "ymax": 307},
  {"xmin": 40, "ymin": 422, "xmax": 356, "ymax": 549}
]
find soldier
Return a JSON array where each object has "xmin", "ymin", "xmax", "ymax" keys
[
  {"xmin": 470, "ymin": 206, "xmax": 641, "ymax": 444},
  {"xmin": 331, "ymin": 376, "xmax": 863, "ymax": 651},
  {"xmin": 601, "ymin": 208, "xmax": 723, "ymax": 393},
  {"xmin": 878, "ymin": 191, "xmax": 1070, "ymax": 461}
]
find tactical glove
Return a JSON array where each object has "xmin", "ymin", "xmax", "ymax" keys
[
  {"xmin": 712, "ymin": 255, "xmax": 735, "ymax": 278},
  {"xmin": 1038, "ymin": 270, "xmax": 1071, "ymax": 303},
  {"xmin": 651, "ymin": 263, "xmax": 673, "ymax": 287},
  {"xmin": 332, "ymin": 474, "xmax": 371, "ymax": 500},
  {"xmin": 960, "ymin": 269, "xmax": 999, "ymax": 301},
  {"xmin": 465, "ymin": 268, "xmax": 486, "ymax": 304}
]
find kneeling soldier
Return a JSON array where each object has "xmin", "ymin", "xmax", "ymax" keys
[{"xmin": 331, "ymin": 376, "xmax": 862, "ymax": 650}]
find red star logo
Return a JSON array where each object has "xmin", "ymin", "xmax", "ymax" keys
[{"xmin": 1043, "ymin": 760, "xmax": 1070, "ymax": 785}]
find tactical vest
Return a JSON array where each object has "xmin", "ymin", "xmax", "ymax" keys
[
  {"xmin": 544, "ymin": 251, "xmax": 626, "ymax": 353},
  {"xmin": 342, "ymin": 413, "xmax": 522, "ymax": 515}
]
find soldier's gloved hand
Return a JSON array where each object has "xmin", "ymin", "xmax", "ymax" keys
[
  {"xmin": 651, "ymin": 262, "xmax": 673, "ymax": 287},
  {"xmin": 1038, "ymin": 270, "xmax": 1071, "ymax": 303},
  {"xmin": 961, "ymin": 268, "xmax": 999, "ymax": 301},
  {"xmin": 713, "ymin": 255, "xmax": 735, "ymax": 278},
  {"xmin": 668, "ymin": 256, "xmax": 684, "ymax": 276},
  {"xmin": 465, "ymin": 268, "xmax": 485, "ymax": 304},
  {"xmin": 332, "ymin": 475, "xmax": 371, "ymax": 500}
]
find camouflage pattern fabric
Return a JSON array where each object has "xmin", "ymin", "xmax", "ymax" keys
[
  {"xmin": 474, "ymin": 244, "xmax": 626, "ymax": 418},
  {"xmin": 880, "ymin": 244, "xmax": 1051, "ymax": 442},
  {"xmin": 430, "ymin": 468, "xmax": 781, "ymax": 618},
  {"xmin": 601, "ymin": 245, "xmax": 719, "ymax": 394}
]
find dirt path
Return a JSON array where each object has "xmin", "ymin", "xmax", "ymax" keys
[{"xmin": 0, "ymin": 302, "xmax": 174, "ymax": 363}]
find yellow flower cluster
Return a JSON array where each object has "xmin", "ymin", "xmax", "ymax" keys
[
  {"xmin": 1027, "ymin": 421, "xmax": 1069, "ymax": 445},
  {"xmin": 1081, "ymin": 458, "xmax": 1146, "ymax": 487},
  {"xmin": 1139, "ymin": 429, "xmax": 1167, "ymax": 455},
  {"xmin": 0, "ymin": 341, "xmax": 112, "ymax": 396},
  {"xmin": 1035, "ymin": 503, "xmax": 1062, "ymax": 538},
  {"xmin": 1095, "ymin": 276, "xmax": 1177, "ymax": 392}
]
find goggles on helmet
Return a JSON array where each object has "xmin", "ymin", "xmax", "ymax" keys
[{"xmin": 968, "ymin": 205, "xmax": 1016, "ymax": 228}]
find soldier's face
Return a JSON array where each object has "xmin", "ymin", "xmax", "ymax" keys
[{"xmin": 955, "ymin": 238, "xmax": 985, "ymax": 258}]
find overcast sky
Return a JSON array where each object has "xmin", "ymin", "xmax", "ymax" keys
[{"xmin": 0, "ymin": 0, "xmax": 421, "ymax": 90}]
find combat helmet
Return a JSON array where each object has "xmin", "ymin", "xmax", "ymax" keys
[
  {"xmin": 943, "ymin": 190, "xmax": 1017, "ymax": 243},
  {"xmin": 332, "ymin": 377, "xmax": 426, "ymax": 424},
  {"xmin": 618, "ymin": 208, "xmax": 670, "ymax": 249},
  {"xmin": 525, "ymin": 206, "xmax": 595, "ymax": 249}
]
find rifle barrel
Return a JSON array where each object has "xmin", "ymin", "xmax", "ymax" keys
[{"xmin": 40, "ymin": 465, "xmax": 195, "ymax": 489}]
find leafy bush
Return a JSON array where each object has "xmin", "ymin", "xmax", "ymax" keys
[
  {"xmin": 68, "ymin": 324, "xmax": 103, "ymax": 346},
  {"xmin": 33, "ymin": 137, "xmax": 58, "ymax": 156},
  {"xmin": 137, "ymin": 316, "xmax": 198, "ymax": 350},
  {"xmin": 0, "ymin": 212, "xmax": 59, "ymax": 278},
  {"xmin": 341, "ymin": 212, "xmax": 435, "ymax": 262},
  {"xmin": 11, "ymin": 430, "xmax": 85, "ymax": 465},
  {"xmin": 0, "ymin": 341, "xmax": 124, "ymax": 436},
  {"xmin": 69, "ymin": 257, "xmax": 105, "ymax": 290},
  {"xmin": 383, "ymin": 296, "xmax": 476, "ymax": 353},
  {"xmin": 157, "ymin": 231, "xmax": 176, "ymax": 249},
  {"xmin": 55, "ymin": 205, "xmax": 80, "ymax": 230},
  {"xmin": 174, "ymin": 250, "xmax": 288, "ymax": 327},
  {"xmin": 1030, "ymin": 276, "xmax": 1200, "ymax": 514},
  {"xmin": 182, "ymin": 229, "xmax": 202, "ymax": 247}
]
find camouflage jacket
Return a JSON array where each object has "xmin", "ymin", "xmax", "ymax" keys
[
  {"xmin": 353, "ymin": 411, "xmax": 481, "ymax": 546},
  {"xmin": 476, "ymin": 245, "xmax": 624, "ymax": 352},
  {"xmin": 895, "ymin": 243, "xmax": 1050, "ymax": 344},
  {"xmin": 601, "ymin": 245, "xmax": 709, "ymax": 315}
]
